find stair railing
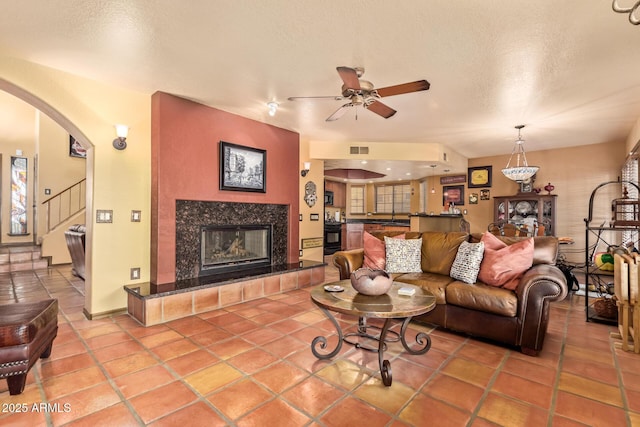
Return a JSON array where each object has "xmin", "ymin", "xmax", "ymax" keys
[{"xmin": 41, "ymin": 179, "xmax": 86, "ymax": 233}]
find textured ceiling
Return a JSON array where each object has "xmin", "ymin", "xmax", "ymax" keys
[{"xmin": 1, "ymin": 1, "xmax": 640, "ymax": 180}]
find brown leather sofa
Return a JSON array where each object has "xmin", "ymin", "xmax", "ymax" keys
[
  {"xmin": 332, "ymin": 231, "xmax": 568, "ymax": 356},
  {"xmin": 64, "ymin": 224, "xmax": 86, "ymax": 279}
]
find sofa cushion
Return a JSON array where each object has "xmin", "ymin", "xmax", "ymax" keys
[
  {"xmin": 420, "ymin": 231, "xmax": 468, "ymax": 275},
  {"xmin": 446, "ymin": 281, "xmax": 518, "ymax": 317},
  {"xmin": 385, "ymin": 237, "xmax": 422, "ymax": 273},
  {"xmin": 470, "ymin": 233, "xmax": 558, "ymax": 265},
  {"xmin": 450, "ymin": 241, "xmax": 485, "ymax": 284},
  {"xmin": 478, "ymin": 232, "xmax": 534, "ymax": 290},
  {"xmin": 363, "ymin": 232, "xmax": 404, "ymax": 270},
  {"xmin": 394, "ymin": 272, "xmax": 453, "ymax": 304}
]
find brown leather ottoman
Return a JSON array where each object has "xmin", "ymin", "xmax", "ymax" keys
[{"xmin": 0, "ymin": 299, "xmax": 58, "ymax": 395}]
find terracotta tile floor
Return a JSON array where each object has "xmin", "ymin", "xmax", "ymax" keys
[{"xmin": 1, "ymin": 263, "xmax": 640, "ymax": 426}]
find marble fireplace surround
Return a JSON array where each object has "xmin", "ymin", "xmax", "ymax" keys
[{"xmin": 175, "ymin": 200, "xmax": 288, "ymax": 280}]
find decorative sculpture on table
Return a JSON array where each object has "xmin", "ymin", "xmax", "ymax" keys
[{"xmin": 350, "ymin": 268, "xmax": 393, "ymax": 296}]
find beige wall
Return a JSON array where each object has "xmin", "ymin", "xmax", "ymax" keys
[
  {"xmin": 0, "ymin": 56, "xmax": 151, "ymax": 316},
  {"xmin": 626, "ymin": 116, "xmax": 640, "ymax": 154},
  {"xmin": 299, "ymin": 138, "xmax": 324, "ymax": 262}
]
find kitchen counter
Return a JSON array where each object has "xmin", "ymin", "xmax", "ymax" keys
[
  {"xmin": 409, "ymin": 214, "xmax": 468, "ymax": 232},
  {"xmin": 345, "ymin": 219, "xmax": 410, "ymax": 227}
]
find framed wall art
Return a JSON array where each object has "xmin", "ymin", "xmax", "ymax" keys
[
  {"xmin": 443, "ymin": 185, "xmax": 464, "ymax": 205},
  {"xmin": 69, "ymin": 135, "xmax": 87, "ymax": 158},
  {"xmin": 219, "ymin": 141, "xmax": 266, "ymax": 192},
  {"xmin": 467, "ymin": 166, "xmax": 492, "ymax": 188},
  {"xmin": 480, "ymin": 189, "xmax": 491, "ymax": 200}
]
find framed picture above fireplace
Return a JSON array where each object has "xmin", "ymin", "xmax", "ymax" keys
[{"xmin": 219, "ymin": 141, "xmax": 266, "ymax": 192}]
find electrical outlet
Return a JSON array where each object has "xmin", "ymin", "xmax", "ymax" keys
[
  {"xmin": 130, "ymin": 267, "xmax": 140, "ymax": 280},
  {"xmin": 299, "ymin": 250, "xmax": 303, "ymax": 256}
]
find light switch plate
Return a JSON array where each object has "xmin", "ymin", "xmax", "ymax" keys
[
  {"xmin": 131, "ymin": 210, "xmax": 141, "ymax": 222},
  {"xmin": 44, "ymin": 188, "xmax": 51, "ymax": 195},
  {"xmin": 130, "ymin": 267, "xmax": 140, "ymax": 280},
  {"xmin": 96, "ymin": 209, "xmax": 113, "ymax": 223}
]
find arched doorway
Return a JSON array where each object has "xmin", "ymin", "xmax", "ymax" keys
[{"xmin": 0, "ymin": 77, "xmax": 94, "ymax": 311}]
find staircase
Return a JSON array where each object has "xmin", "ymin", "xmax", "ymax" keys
[{"xmin": 0, "ymin": 245, "xmax": 49, "ymax": 273}]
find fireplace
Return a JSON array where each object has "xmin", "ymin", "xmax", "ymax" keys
[
  {"xmin": 200, "ymin": 224, "xmax": 272, "ymax": 276},
  {"xmin": 175, "ymin": 200, "xmax": 289, "ymax": 280}
]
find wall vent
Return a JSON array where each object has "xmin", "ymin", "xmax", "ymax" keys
[{"xmin": 350, "ymin": 146, "xmax": 369, "ymax": 155}]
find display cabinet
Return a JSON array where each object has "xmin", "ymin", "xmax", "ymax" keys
[{"xmin": 493, "ymin": 193, "xmax": 557, "ymax": 236}]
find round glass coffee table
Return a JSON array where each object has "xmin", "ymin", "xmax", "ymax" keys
[{"xmin": 310, "ymin": 280, "xmax": 436, "ymax": 386}]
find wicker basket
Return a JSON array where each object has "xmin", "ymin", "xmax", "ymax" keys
[{"xmin": 593, "ymin": 297, "xmax": 617, "ymax": 319}]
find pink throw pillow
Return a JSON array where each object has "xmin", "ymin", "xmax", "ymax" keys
[
  {"xmin": 363, "ymin": 232, "xmax": 404, "ymax": 270},
  {"xmin": 477, "ymin": 232, "xmax": 534, "ymax": 290}
]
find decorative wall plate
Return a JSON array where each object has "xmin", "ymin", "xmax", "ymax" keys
[{"xmin": 515, "ymin": 201, "xmax": 532, "ymax": 215}]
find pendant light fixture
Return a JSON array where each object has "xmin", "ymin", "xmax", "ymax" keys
[
  {"xmin": 501, "ymin": 125, "xmax": 539, "ymax": 182},
  {"xmin": 429, "ymin": 164, "xmax": 437, "ymax": 193}
]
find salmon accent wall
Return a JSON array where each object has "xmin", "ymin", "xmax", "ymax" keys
[{"xmin": 151, "ymin": 92, "xmax": 300, "ymax": 284}]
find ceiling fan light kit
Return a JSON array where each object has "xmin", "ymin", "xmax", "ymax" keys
[
  {"xmin": 289, "ymin": 66, "xmax": 430, "ymax": 121},
  {"xmin": 501, "ymin": 125, "xmax": 539, "ymax": 183}
]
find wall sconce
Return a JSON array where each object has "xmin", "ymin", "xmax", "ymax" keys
[
  {"xmin": 113, "ymin": 124, "xmax": 128, "ymax": 150},
  {"xmin": 267, "ymin": 102, "xmax": 279, "ymax": 117},
  {"xmin": 301, "ymin": 161, "xmax": 311, "ymax": 177}
]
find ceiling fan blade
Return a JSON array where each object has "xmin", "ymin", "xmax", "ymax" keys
[
  {"xmin": 326, "ymin": 103, "xmax": 353, "ymax": 121},
  {"xmin": 366, "ymin": 100, "xmax": 396, "ymax": 119},
  {"xmin": 376, "ymin": 80, "xmax": 430, "ymax": 97},
  {"xmin": 336, "ymin": 66, "xmax": 361, "ymax": 90},
  {"xmin": 287, "ymin": 95, "xmax": 344, "ymax": 101}
]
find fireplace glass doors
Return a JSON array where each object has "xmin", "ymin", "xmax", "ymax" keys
[{"xmin": 200, "ymin": 224, "xmax": 272, "ymax": 275}]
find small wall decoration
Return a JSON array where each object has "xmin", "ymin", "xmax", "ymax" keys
[
  {"xmin": 304, "ymin": 181, "xmax": 317, "ymax": 207},
  {"xmin": 440, "ymin": 175, "xmax": 466, "ymax": 185},
  {"xmin": 220, "ymin": 141, "xmax": 266, "ymax": 192},
  {"xmin": 469, "ymin": 193, "xmax": 479, "ymax": 204},
  {"xmin": 468, "ymin": 166, "xmax": 492, "ymax": 188},
  {"xmin": 310, "ymin": 213, "xmax": 320, "ymax": 221},
  {"xmin": 443, "ymin": 185, "xmax": 465, "ymax": 205},
  {"xmin": 301, "ymin": 237, "xmax": 323, "ymax": 249},
  {"xmin": 69, "ymin": 136, "xmax": 87, "ymax": 158},
  {"xmin": 480, "ymin": 189, "xmax": 490, "ymax": 200}
]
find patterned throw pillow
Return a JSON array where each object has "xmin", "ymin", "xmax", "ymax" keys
[
  {"xmin": 384, "ymin": 237, "xmax": 423, "ymax": 273},
  {"xmin": 363, "ymin": 232, "xmax": 405, "ymax": 270},
  {"xmin": 450, "ymin": 241, "xmax": 485, "ymax": 284}
]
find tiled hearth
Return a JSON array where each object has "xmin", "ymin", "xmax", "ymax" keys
[{"xmin": 126, "ymin": 262, "xmax": 325, "ymax": 326}]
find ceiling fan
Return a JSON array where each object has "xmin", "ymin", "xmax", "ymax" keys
[{"xmin": 287, "ymin": 66, "xmax": 430, "ymax": 121}]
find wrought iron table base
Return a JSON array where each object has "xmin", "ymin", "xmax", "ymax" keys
[{"xmin": 311, "ymin": 306, "xmax": 432, "ymax": 386}]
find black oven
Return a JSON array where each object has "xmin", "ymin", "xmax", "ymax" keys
[{"xmin": 324, "ymin": 223, "xmax": 342, "ymax": 255}]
